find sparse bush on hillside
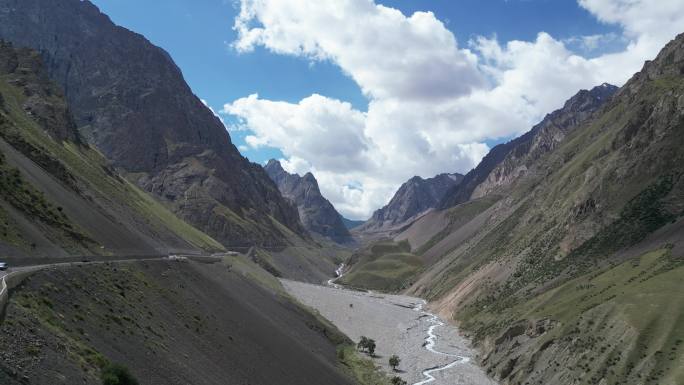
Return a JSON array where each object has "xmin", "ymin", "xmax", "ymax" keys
[
  {"xmin": 569, "ymin": 173, "xmax": 680, "ymax": 266},
  {"xmin": 101, "ymin": 363, "xmax": 139, "ymax": 385},
  {"xmin": 391, "ymin": 376, "xmax": 407, "ymax": 385}
]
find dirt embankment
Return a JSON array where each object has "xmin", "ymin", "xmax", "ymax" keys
[{"xmin": 0, "ymin": 260, "xmax": 356, "ymax": 385}]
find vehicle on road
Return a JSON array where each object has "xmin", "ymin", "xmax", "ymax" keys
[
  {"xmin": 167, "ymin": 255, "xmax": 188, "ymax": 262},
  {"xmin": 0, "ymin": 262, "xmax": 7, "ymax": 271}
]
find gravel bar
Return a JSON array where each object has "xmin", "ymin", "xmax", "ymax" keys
[{"xmin": 281, "ymin": 279, "xmax": 497, "ymax": 385}]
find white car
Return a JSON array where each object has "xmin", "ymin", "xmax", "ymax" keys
[{"xmin": 0, "ymin": 262, "xmax": 7, "ymax": 271}]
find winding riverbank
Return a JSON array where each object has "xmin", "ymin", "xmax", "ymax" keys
[
  {"xmin": 412, "ymin": 301, "xmax": 471, "ymax": 385},
  {"xmin": 281, "ymin": 279, "xmax": 496, "ymax": 385}
]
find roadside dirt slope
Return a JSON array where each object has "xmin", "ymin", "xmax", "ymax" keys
[{"xmin": 0, "ymin": 260, "xmax": 355, "ymax": 385}]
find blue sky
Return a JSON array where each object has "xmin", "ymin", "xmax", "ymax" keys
[
  {"xmin": 91, "ymin": 0, "xmax": 621, "ymax": 162},
  {"xmin": 88, "ymin": 0, "xmax": 679, "ymax": 219}
]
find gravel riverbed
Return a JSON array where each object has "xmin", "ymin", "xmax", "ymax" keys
[{"xmin": 281, "ymin": 279, "xmax": 497, "ymax": 385}]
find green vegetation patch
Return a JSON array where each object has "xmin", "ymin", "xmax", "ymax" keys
[
  {"xmin": 336, "ymin": 345, "xmax": 392, "ymax": 385},
  {"xmin": 339, "ymin": 240, "xmax": 423, "ymax": 292},
  {"xmin": 0, "ymin": 202, "xmax": 24, "ymax": 246},
  {"xmin": 101, "ymin": 363, "xmax": 139, "ymax": 385}
]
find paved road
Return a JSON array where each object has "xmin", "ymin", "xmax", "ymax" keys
[{"xmin": 282, "ymin": 279, "xmax": 497, "ymax": 385}]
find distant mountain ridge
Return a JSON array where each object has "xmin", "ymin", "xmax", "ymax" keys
[
  {"xmin": 439, "ymin": 83, "xmax": 618, "ymax": 209},
  {"xmin": 0, "ymin": 0, "xmax": 306, "ymax": 247},
  {"xmin": 264, "ymin": 159, "xmax": 352, "ymax": 243},
  {"xmin": 358, "ymin": 172, "xmax": 464, "ymax": 234},
  {"xmin": 341, "ymin": 217, "xmax": 365, "ymax": 230}
]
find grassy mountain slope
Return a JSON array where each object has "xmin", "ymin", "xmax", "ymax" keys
[
  {"xmin": 0, "ymin": 42, "xmax": 223, "ymax": 258},
  {"xmin": 393, "ymin": 34, "xmax": 684, "ymax": 385},
  {"xmin": 471, "ymin": 247, "xmax": 683, "ymax": 385},
  {"xmin": 338, "ymin": 240, "xmax": 423, "ymax": 292}
]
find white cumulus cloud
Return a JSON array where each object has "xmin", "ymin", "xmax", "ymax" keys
[{"xmin": 224, "ymin": 0, "xmax": 684, "ymax": 219}]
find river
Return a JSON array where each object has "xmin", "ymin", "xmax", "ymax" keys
[{"xmin": 281, "ymin": 279, "xmax": 497, "ymax": 385}]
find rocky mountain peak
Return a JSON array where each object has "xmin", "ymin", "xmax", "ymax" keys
[
  {"xmin": 621, "ymin": 32, "xmax": 684, "ymax": 96},
  {"xmin": 265, "ymin": 158, "xmax": 284, "ymax": 171},
  {"xmin": 264, "ymin": 159, "xmax": 352, "ymax": 243},
  {"xmin": 358, "ymin": 172, "xmax": 464, "ymax": 232},
  {"xmin": 302, "ymin": 172, "xmax": 317, "ymax": 184}
]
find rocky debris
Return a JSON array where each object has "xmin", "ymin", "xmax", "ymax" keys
[
  {"xmin": 282, "ymin": 279, "xmax": 497, "ymax": 385},
  {"xmin": 265, "ymin": 159, "xmax": 352, "ymax": 243}
]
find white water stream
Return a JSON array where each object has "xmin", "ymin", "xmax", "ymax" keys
[
  {"xmin": 322, "ymin": 265, "xmax": 484, "ymax": 385},
  {"xmin": 412, "ymin": 301, "xmax": 470, "ymax": 385},
  {"xmin": 326, "ymin": 263, "xmax": 346, "ymax": 288}
]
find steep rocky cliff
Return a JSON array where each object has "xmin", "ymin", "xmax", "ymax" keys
[
  {"xmin": 359, "ymin": 173, "xmax": 463, "ymax": 234},
  {"xmin": 0, "ymin": 0, "xmax": 305, "ymax": 247},
  {"xmin": 0, "ymin": 41, "xmax": 223, "ymax": 258},
  {"xmin": 439, "ymin": 83, "xmax": 617, "ymax": 209},
  {"xmin": 470, "ymin": 83, "xmax": 618, "ymax": 200},
  {"xmin": 265, "ymin": 160, "xmax": 352, "ymax": 243}
]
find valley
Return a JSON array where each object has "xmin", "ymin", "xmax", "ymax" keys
[
  {"xmin": 282, "ymin": 279, "xmax": 495, "ymax": 385},
  {"xmin": 0, "ymin": 1, "xmax": 682, "ymax": 384}
]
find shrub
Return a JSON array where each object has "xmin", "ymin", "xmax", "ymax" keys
[
  {"xmin": 101, "ymin": 363, "xmax": 139, "ymax": 385},
  {"xmin": 389, "ymin": 354, "xmax": 400, "ymax": 370},
  {"xmin": 356, "ymin": 336, "xmax": 377, "ymax": 356}
]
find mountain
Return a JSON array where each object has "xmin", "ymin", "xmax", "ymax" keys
[
  {"xmin": 357, "ymin": 173, "xmax": 463, "ymax": 236},
  {"xmin": 439, "ymin": 83, "xmax": 618, "ymax": 209},
  {"xmin": 0, "ymin": 40, "xmax": 373, "ymax": 385},
  {"xmin": 384, "ymin": 33, "xmax": 684, "ymax": 385},
  {"xmin": 0, "ymin": 0, "xmax": 306, "ymax": 248},
  {"xmin": 0, "ymin": 41, "xmax": 223, "ymax": 258},
  {"xmin": 341, "ymin": 217, "xmax": 365, "ymax": 230},
  {"xmin": 264, "ymin": 159, "xmax": 352, "ymax": 243}
]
